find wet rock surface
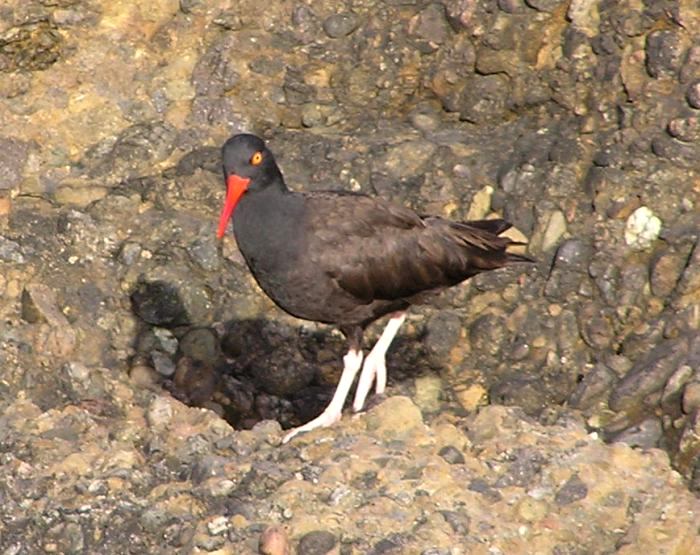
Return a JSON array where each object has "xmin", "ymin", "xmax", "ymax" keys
[{"xmin": 0, "ymin": 0, "xmax": 699, "ymax": 552}]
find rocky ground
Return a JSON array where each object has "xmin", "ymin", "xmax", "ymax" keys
[{"xmin": 0, "ymin": 0, "xmax": 698, "ymax": 553}]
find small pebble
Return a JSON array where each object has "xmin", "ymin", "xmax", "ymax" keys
[
  {"xmin": 153, "ymin": 327, "xmax": 178, "ymax": 354},
  {"xmin": 624, "ymin": 206, "xmax": 661, "ymax": 250},
  {"xmin": 540, "ymin": 210, "xmax": 567, "ymax": 252},
  {"xmin": 438, "ymin": 445, "xmax": 465, "ymax": 465},
  {"xmin": 322, "ymin": 13, "xmax": 360, "ymax": 38},
  {"xmin": 297, "ymin": 530, "xmax": 338, "ymax": 555},
  {"xmin": 687, "ymin": 79, "xmax": 700, "ymax": 109},
  {"xmin": 64, "ymin": 361, "xmax": 91, "ymax": 383},
  {"xmin": 259, "ymin": 525, "xmax": 289, "ymax": 555},
  {"xmin": 129, "ymin": 364, "xmax": 160, "ymax": 388},
  {"xmin": 207, "ymin": 516, "xmax": 229, "ymax": 536},
  {"xmin": 151, "ymin": 350, "xmax": 176, "ymax": 377},
  {"xmin": 146, "ymin": 396, "xmax": 174, "ymax": 428},
  {"xmin": 301, "ymin": 103, "xmax": 325, "ymax": 127},
  {"xmin": 682, "ymin": 382, "xmax": 700, "ymax": 414}
]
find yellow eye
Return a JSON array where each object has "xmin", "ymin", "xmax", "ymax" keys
[{"xmin": 250, "ymin": 151, "xmax": 263, "ymax": 166}]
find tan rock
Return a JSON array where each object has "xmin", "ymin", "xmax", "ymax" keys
[
  {"xmin": 413, "ymin": 374, "xmax": 443, "ymax": 412},
  {"xmin": 455, "ymin": 383, "xmax": 488, "ymax": 412},
  {"xmin": 364, "ymin": 396, "xmax": 426, "ymax": 440}
]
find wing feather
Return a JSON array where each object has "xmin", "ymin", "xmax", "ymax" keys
[{"xmin": 302, "ymin": 193, "xmax": 530, "ymax": 306}]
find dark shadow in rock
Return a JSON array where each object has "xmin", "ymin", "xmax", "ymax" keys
[
  {"xmin": 128, "ymin": 274, "xmax": 438, "ymax": 432},
  {"xmin": 128, "ymin": 277, "xmax": 525, "ymax": 434},
  {"xmin": 215, "ymin": 318, "xmax": 431, "ymax": 431},
  {"xmin": 130, "ymin": 278, "xmax": 191, "ymax": 327}
]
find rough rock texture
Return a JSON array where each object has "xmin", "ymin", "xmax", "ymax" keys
[
  {"xmin": 1, "ymin": 0, "xmax": 699, "ymax": 552},
  {"xmin": 1, "ymin": 393, "xmax": 697, "ymax": 554}
]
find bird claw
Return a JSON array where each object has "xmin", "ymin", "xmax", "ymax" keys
[{"xmin": 282, "ymin": 409, "xmax": 342, "ymax": 443}]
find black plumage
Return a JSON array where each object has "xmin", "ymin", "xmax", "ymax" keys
[{"xmin": 217, "ymin": 133, "xmax": 533, "ymax": 441}]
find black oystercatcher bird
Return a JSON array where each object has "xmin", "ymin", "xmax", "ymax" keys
[{"xmin": 217, "ymin": 133, "xmax": 532, "ymax": 442}]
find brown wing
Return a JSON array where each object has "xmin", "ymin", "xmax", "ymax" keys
[{"xmin": 303, "ymin": 192, "xmax": 529, "ymax": 305}]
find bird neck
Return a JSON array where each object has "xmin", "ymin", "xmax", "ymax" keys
[
  {"xmin": 233, "ymin": 175, "xmax": 305, "ymax": 263},
  {"xmin": 255, "ymin": 166, "xmax": 287, "ymax": 194}
]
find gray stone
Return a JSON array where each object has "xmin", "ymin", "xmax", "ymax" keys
[
  {"xmin": 554, "ymin": 473, "xmax": 588, "ymax": 505},
  {"xmin": 322, "ymin": 13, "xmax": 360, "ymax": 39},
  {"xmin": 409, "ymin": 3, "xmax": 451, "ymax": 52},
  {"xmin": 544, "ymin": 239, "xmax": 592, "ymax": 299},
  {"xmin": 469, "ymin": 313, "xmax": 507, "ymax": 358},
  {"xmin": 187, "ymin": 237, "xmax": 221, "ymax": 272},
  {"xmin": 0, "ymin": 235, "xmax": 25, "ymax": 263},
  {"xmin": 154, "ymin": 327, "xmax": 178, "ymax": 354},
  {"xmin": 0, "ymin": 137, "xmax": 29, "ymax": 190},
  {"xmin": 301, "ymin": 103, "xmax": 325, "ymax": 128},
  {"xmin": 498, "ymin": 0, "xmax": 526, "ymax": 14},
  {"xmin": 645, "ymin": 30, "xmax": 684, "ymax": 78},
  {"xmin": 424, "ymin": 311, "xmax": 462, "ymax": 360},
  {"xmin": 568, "ymin": 363, "xmax": 616, "ymax": 410},
  {"xmin": 21, "ymin": 284, "xmax": 69, "ymax": 327},
  {"xmin": 458, "ymin": 74, "xmax": 509, "ymax": 124},
  {"xmin": 438, "ymin": 445, "xmax": 465, "ymax": 465},
  {"xmin": 151, "ymin": 350, "xmax": 176, "ymax": 377},
  {"xmin": 609, "ymin": 418, "xmax": 663, "ymax": 449},
  {"xmin": 662, "ymin": 365, "xmax": 693, "ymax": 409},
  {"xmin": 687, "ymin": 79, "xmax": 700, "ymax": 109},
  {"xmin": 525, "ymin": 0, "xmax": 564, "ymax": 12},
  {"xmin": 650, "ymin": 244, "xmax": 692, "ymax": 297},
  {"xmin": 651, "ymin": 135, "xmax": 700, "ymax": 169},
  {"xmin": 610, "ymin": 337, "xmax": 689, "ymax": 412},
  {"xmin": 577, "ymin": 304, "xmax": 613, "ymax": 350},
  {"xmin": 467, "ymin": 478, "xmax": 502, "ymax": 502},
  {"xmin": 179, "ymin": 0, "xmax": 205, "ymax": 15},
  {"xmin": 88, "ymin": 121, "xmax": 177, "ymax": 181},
  {"xmin": 297, "ymin": 530, "xmax": 337, "ymax": 555},
  {"xmin": 667, "ymin": 115, "xmax": 700, "ymax": 143},
  {"xmin": 489, "ymin": 374, "xmax": 552, "ymax": 416}
]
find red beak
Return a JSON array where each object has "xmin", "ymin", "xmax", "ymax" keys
[{"xmin": 217, "ymin": 174, "xmax": 251, "ymax": 239}]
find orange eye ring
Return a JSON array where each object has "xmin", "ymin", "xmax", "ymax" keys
[{"xmin": 250, "ymin": 151, "xmax": 263, "ymax": 166}]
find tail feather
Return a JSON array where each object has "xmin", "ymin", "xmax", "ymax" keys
[
  {"xmin": 505, "ymin": 251, "xmax": 535, "ymax": 264},
  {"xmin": 461, "ymin": 218, "xmax": 512, "ymax": 236},
  {"xmin": 446, "ymin": 217, "xmax": 535, "ymax": 265}
]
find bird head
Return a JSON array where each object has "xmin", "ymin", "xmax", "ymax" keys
[{"xmin": 217, "ymin": 133, "xmax": 278, "ymax": 239}]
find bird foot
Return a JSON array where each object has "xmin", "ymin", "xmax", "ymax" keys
[
  {"xmin": 282, "ymin": 348, "xmax": 364, "ymax": 444},
  {"xmin": 282, "ymin": 408, "xmax": 342, "ymax": 443}
]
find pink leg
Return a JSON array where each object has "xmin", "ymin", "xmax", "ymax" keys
[
  {"xmin": 282, "ymin": 348, "xmax": 364, "ymax": 443},
  {"xmin": 352, "ymin": 311, "xmax": 407, "ymax": 413}
]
